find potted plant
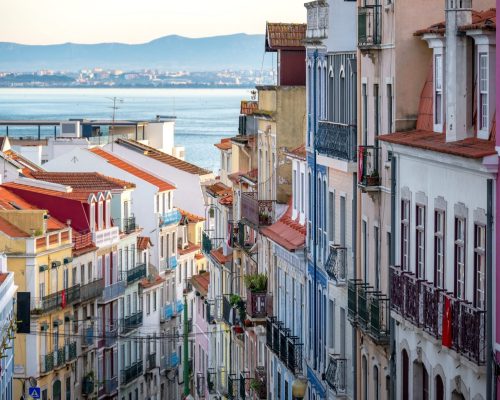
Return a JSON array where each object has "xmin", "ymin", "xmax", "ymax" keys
[
  {"xmin": 244, "ymin": 274, "xmax": 267, "ymax": 293},
  {"xmin": 366, "ymin": 171, "xmax": 380, "ymax": 186}
]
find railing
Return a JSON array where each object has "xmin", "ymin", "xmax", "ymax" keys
[
  {"xmin": 358, "ymin": 2, "xmax": 381, "ymax": 48},
  {"xmin": 305, "ymin": 0, "xmax": 329, "ymax": 40},
  {"xmin": 162, "ymin": 303, "xmax": 174, "ymax": 321},
  {"xmin": 247, "ymin": 290, "xmax": 268, "ymax": 319},
  {"xmin": 202, "ymin": 232, "xmax": 212, "ymax": 254},
  {"xmin": 390, "ymin": 266, "xmax": 486, "ymax": 365},
  {"xmin": 241, "ymin": 192, "xmax": 274, "ymax": 227},
  {"xmin": 207, "ymin": 368, "xmax": 217, "ymax": 394},
  {"xmin": 253, "ymin": 366, "xmax": 267, "ymax": 399},
  {"xmin": 93, "ymin": 226, "xmax": 120, "ymax": 248},
  {"xmin": 325, "ymin": 245, "xmax": 347, "ymax": 283},
  {"xmin": 99, "ymin": 326, "xmax": 118, "ymax": 348},
  {"xmin": 65, "ymin": 341, "xmax": 77, "ymax": 362},
  {"xmin": 316, "ymin": 122, "xmax": 357, "ymax": 162},
  {"xmin": 101, "ymin": 280, "xmax": 126, "ymax": 303},
  {"xmin": 31, "ymin": 284, "xmax": 81, "ymax": 314},
  {"xmin": 40, "ymin": 352, "xmax": 54, "ymax": 374},
  {"xmin": 159, "ymin": 209, "xmax": 181, "ymax": 228},
  {"xmin": 122, "ymin": 216, "xmax": 137, "ymax": 234},
  {"xmin": 147, "ymin": 353, "xmax": 157, "ymax": 370},
  {"xmin": 325, "ymin": 355, "xmax": 347, "ymax": 395},
  {"xmin": 187, "ymin": 318, "xmax": 193, "ymax": 333},
  {"xmin": 358, "ymin": 146, "xmax": 381, "ymax": 189},
  {"xmin": 80, "ymin": 278, "xmax": 104, "ymax": 302},
  {"xmin": 161, "ymin": 352, "xmax": 179, "ymax": 370},
  {"xmin": 99, "ymin": 377, "xmax": 118, "ymax": 396},
  {"xmin": 120, "ymin": 360, "xmax": 143, "ymax": 385},
  {"xmin": 348, "ymin": 279, "xmax": 389, "ymax": 343},
  {"xmin": 121, "ymin": 311, "xmax": 143, "ymax": 333},
  {"xmin": 54, "ymin": 347, "xmax": 65, "ymax": 368},
  {"xmin": 82, "ymin": 326, "xmax": 94, "ymax": 348},
  {"xmin": 197, "ymin": 372, "xmax": 206, "ymax": 397},
  {"xmin": 73, "ymin": 231, "xmax": 92, "ymax": 251},
  {"xmin": 126, "ymin": 263, "xmax": 147, "ymax": 284},
  {"xmin": 82, "ymin": 375, "xmax": 94, "ymax": 396},
  {"xmin": 266, "ymin": 317, "xmax": 303, "ymax": 375},
  {"xmin": 222, "ymin": 295, "xmax": 243, "ymax": 326},
  {"xmin": 217, "ymin": 366, "xmax": 227, "ymax": 395},
  {"xmin": 227, "ymin": 374, "xmax": 240, "ymax": 400}
]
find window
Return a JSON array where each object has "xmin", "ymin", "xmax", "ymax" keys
[
  {"xmin": 373, "ymin": 365, "xmax": 380, "ymax": 400},
  {"xmin": 416, "ymin": 205, "xmax": 426, "ymax": 279},
  {"xmin": 454, "ymin": 218, "xmax": 466, "ymax": 299},
  {"xmin": 387, "ymin": 83, "xmax": 393, "ymax": 133},
  {"xmin": 374, "ymin": 226, "xmax": 380, "ymax": 290},
  {"xmin": 300, "ymin": 172, "xmax": 305, "ymax": 213},
  {"xmin": 153, "ymin": 290, "xmax": 157, "ymax": 312},
  {"xmin": 328, "ymin": 191, "xmax": 335, "ymax": 242},
  {"xmin": 362, "ymin": 220, "xmax": 367, "ymax": 280},
  {"xmin": 434, "ymin": 210, "xmax": 445, "ymax": 288},
  {"xmin": 474, "ymin": 224, "xmax": 486, "ymax": 309},
  {"xmin": 146, "ymin": 294, "xmax": 151, "ymax": 315},
  {"xmin": 362, "ymin": 83, "xmax": 368, "ymax": 144},
  {"xmin": 374, "ymin": 84, "xmax": 380, "ymax": 136},
  {"xmin": 293, "ymin": 168, "xmax": 297, "ymax": 209},
  {"xmin": 479, "ymin": 53, "xmax": 489, "ymax": 130},
  {"xmin": 401, "ymin": 200, "xmax": 410, "ymax": 270},
  {"xmin": 434, "ymin": 54, "xmax": 443, "ymax": 127}
]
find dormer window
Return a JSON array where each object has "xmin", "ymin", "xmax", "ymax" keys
[
  {"xmin": 434, "ymin": 54, "xmax": 443, "ymax": 130},
  {"xmin": 478, "ymin": 53, "xmax": 489, "ymax": 132},
  {"xmin": 98, "ymin": 201, "xmax": 103, "ymax": 230},
  {"xmin": 90, "ymin": 202, "xmax": 95, "ymax": 232},
  {"xmin": 105, "ymin": 199, "xmax": 111, "ymax": 228}
]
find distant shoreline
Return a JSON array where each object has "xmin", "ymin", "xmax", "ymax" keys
[{"xmin": 0, "ymin": 84, "xmax": 256, "ymax": 89}]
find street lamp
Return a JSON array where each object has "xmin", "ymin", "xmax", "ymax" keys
[{"xmin": 292, "ymin": 375, "xmax": 308, "ymax": 400}]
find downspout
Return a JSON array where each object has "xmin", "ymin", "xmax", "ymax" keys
[
  {"xmin": 183, "ymin": 294, "xmax": 189, "ymax": 396},
  {"xmin": 389, "ymin": 153, "xmax": 397, "ymax": 400},
  {"xmin": 352, "ymin": 172, "xmax": 358, "ymax": 400},
  {"xmin": 312, "ymin": 48, "xmax": 318, "ymax": 373},
  {"xmin": 487, "ymin": 179, "xmax": 493, "ymax": 399}
]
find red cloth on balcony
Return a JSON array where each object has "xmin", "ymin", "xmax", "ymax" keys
[{"xmin": 442, "ymin": 296, "xmax": 452, "ymax": 348}]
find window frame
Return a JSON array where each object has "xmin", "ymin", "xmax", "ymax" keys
[
  {"xmin": 434, "ymin": 53, "xmax": 444, "ymax": 131},
  {"xmin": 454, "ymin": 217, "xmax": 466, "ymax": 299},
  {"xmin": 400, "ymin": 200, "xmax": 410, "ymax": 271},
  {"xmin": 478, "ymin": 52, "xmax": 489, "ymax": 133},
  {"xmin": 434, "ymin": 210, "xmax": 445, "ymax": 289},
  {"xmin": 415, "ymin": 205, "xmax": 426, "ymax": 279},
  {"xmin": 473, "ymin": 223, "xmax": 486, "ymax": 309}
]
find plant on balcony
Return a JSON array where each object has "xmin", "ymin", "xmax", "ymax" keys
[
  {"xmin": 229, "ymin": 294, "xmax": 242, "ymax": 306},
  {"xmin": 244, "ymin": 274, "xmax": 267, "ymax": 293},
  {"xmin": 250, "ymin": 378, "xmax": 263, "ymax": 392},
  {"xmin": 229, "ymin": 294, "xmax": 246, "ymax": 322},
  {"xmin": 366, "ymin": 171, "xmax": 380, "ymax": 186}
]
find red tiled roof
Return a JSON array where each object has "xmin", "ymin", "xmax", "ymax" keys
[
  {"xmin": 210, "ymin": 247, "xmax": 232, "ymax": 265},
  {"xmin": 241, "ymin": 101, "xmax": 258, "ymax": 115},
  {"xmin": 415, "ymin": 9, "xmax": 496, "ymax": 36},
  {"xmin": 0, "ymin": 273, "xmax": 9, "ymax": 285},
  {"xmin": 266, "ymin": 23, "xmax": 307, "ymax": 51},
  {"xmin": 31, "ymin": 172, "xmax": 135, "ymax": 190},
  {"xmin": 214, "ymin": 138, "xmax": 232, "ymax": 151},
  {"xmin": 219, "ymin": 194, "xmax": 233, "ymax": 207},
  {"xmin": 179, "ymin": 209, "xmax": 205, "ymax": 223},
  {"xmin": 3, "ymin": 182, "xmax": 93, "ymax": 202},
  {"xmin": 206, "ymin": 182, "xmax": 231, "ymax": 197},
  {"xmin": 178, "ymin": 242, "xmax": 201, "ymax": 256},
  {"xmin": 4, "ymin": 149, "xmax": 44, "ymax": 176},
  {"xmin": 191, "ymin": 271, "xmax": 209, "ymax": 296},
  {"xmin": 140, "ymin": 275, "xmax": 165, "ymax": 289},
  {"xmin": 116, "ymin": 139, "xmax": 212, "ymax": 176},
  {"xmin": 287, "ymin": 144, "xmax": 306, "ymax": 160},
  {"xmin": 0, "ymin": 137, "xmax": 6, "ymax": 151},
  {"xmin": 89, "ymin": 148, "xmax": 175, "ymax": 192},
  {"xmin": 240, "ymin": 168, "xmax": 258, "ymax": 185},
  {"xmin": 0, "ymin": 215, "xmax": 28, "ymax": 237},
  {"xmin": 261, "ymin": 200, "xmax": 306, "ymax": 252},
  {"xmin": 195, "ymin": 253, "xmax": 205, "ymax": 260},
  {"xmin": 137, "ymin": 236, "xmax": 153, "ymax": 250}
]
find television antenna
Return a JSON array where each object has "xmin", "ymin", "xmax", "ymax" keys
[{"xmin": 107, "ymin": 96, "xmax": 124, "ymax": 151}]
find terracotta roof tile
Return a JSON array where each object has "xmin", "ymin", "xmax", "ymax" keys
[
  {"xmin": 116, "ymin": 139, "xmax": 212, "ymax": 175},
  {"xmin": 219, "ymin": 194, "xmax": 233, "ymax": 207},
  {"xmin": 287, "ymin": 144, "xmax": 306, "ymax": 160},
  {"xmin": 206, "ymin": 182, "xmax": 231, "ymax": 197},
  {"xmin": 210, "ymin": 247, "xmax": 232, "ymax": 265},
  {"xmin": 0, "ymin": 215, "xmax": 28, "ymax": 237},
  {"xmin": 214, "ymin": 138, "xmax": 232, "ymax": 151},
  {"xmin": 140, "ymin": 275, "xmax": 165, "ymax": 289},
  {"xmin": 266, "ymin": 23, "xmax": 307, "ymax": 50},
  {"xmin": 137, "ymin": 236, "xmax": 153, "ymax": 250},
  {"xmin": 4, "ymin": 149, "xmax": 44, "ymax": 176},
  {"xmin": 240, "ymin": 101, "xmax": 258, "ymax": 115},
  {"xmin": 191, "ymin": 271, "xmax": 209, "ymax": 296},
  {"xmin": 89, "ymin": 147, "xmax": 175, "ymax": 192},
  {"xmin": 261, "ymin": 200, "xmax": 306, "ymax": 252},
  {"xmin": 415, "ymin": 9, "xmax": 496, "ymax": 36},
  {"xmin": 179, "ymin": 209, "xmax": 205, "ymax": 223},
  {"xmin": 31, "ymin": 172, "xmax": 135, "ymax": 191},
  {"xmin": 3, "ymin": 182, "xmax": 93, "ymax": 202},
  {"xmin": 195, "ymin": 253, "xmax": 205, "ymax": 260},
  {"xmin": 178, "ymin": 242, "xmax": 201, "ymax": 256}
]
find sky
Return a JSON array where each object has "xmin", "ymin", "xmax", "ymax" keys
[{"xmin": 0, "ymin": 0, "xmax": 306, "ymax": 45}]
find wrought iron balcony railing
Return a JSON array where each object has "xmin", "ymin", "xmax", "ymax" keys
[
  {"xmin": 40, "ymin": 352, "xmax": 54, "ymax": 374},
  {"xmin": 227, "ymin": 374, "xmax": 240, "ymax": 400},
  {"xmin": 126, "ymin": 263, "xmax": 147, "ymax": 284},
  {"xmin": 121, "ymin": 311, "xmax": 143, "ymax": 333},
  {"xmin": 358, "ymin": 145, "xmax": 381, "ymax": 190},
  {"xmin": 348, "ymin": 279, "xmax": 389, "ymax": 344},
  {"xmin": 99, "ymin": 377, "xmax": 118, "ymax": 397},
  {"xmin": 390, "ymin": 266, "xmax": 486, "ymax": 365},
  {"xmin": 266, "ymin": 317, "xmax": 303, "ymax": 375},
  {"xmin": 197, "ymin": 372, "xmax": 206, "ymax": 397},
  {"xmin": 120, "ymin": 360, "xmax": 143, "ymax": 386},
  {"xmin": 241, "ymin": 192, "xmax": 274, "ymax": 227},
  {"xmin": 222, "ymin": 295, "xmax": 244, "ymax": 326},
  {"xmin": 159, "ymin": 209, "xmax": 181, "ymax": 228},
  {"xmin": 122, "ymin": 216, "xmax": 137, "ymax": 234},
  {"xmin": 202, "ymin": 231, "xmax": 212, "ymax": 254},
  {"xmin": 316, "ymin": 122, "xmax": 357, "ymax": 162},
  {"xmin": 100, "ymin": 326, "xmax": 118, "ymax": 348},
  {"xmin": 82, "ymin": 375, "xmax": 94, "ymax": 396},
  {"xmin": 358, "ymin": 2, "xmax": 381, "ymax": 48},
  {"xmin": 54, "ymin": 347, "xmax": 65, "ymax": 368},
  {"xmin": 246, "ymin": 290, "xmax": 268, "ymax": 319},
  {"xmin": 325, "ymin": 355, "xmax": 347, "ymax": 395},
  {"xmin": 325, "ymin": 245, "xmax": 347, "ymax": 284},
  {"xmin": 305, "ymin": 0, "xmax": 329, "ymax": 40},
  {"xmin": 100, "ymin": 280, "xmax": 125, "ymax": 303},
  {"xmin": 147, "ymin": 353, "xmax": 157, "ymax": 370},
  {"xmin": 32, "ymin": 284, "xmax": 81, "ymax": 314},
  {"xmin": 65, "ymin": 341, "xmax": 77, "ymax": 362},
  {"xmin": 80, "ymin": 278, "xmax": 104, "ymax": 302},
  {"xmin": 207, "ymin": 367, "xmax": 217, "ymax": 394},
  {"xmin": 81, "ymin": 326, "xmax": 94, "ymax": 348}
]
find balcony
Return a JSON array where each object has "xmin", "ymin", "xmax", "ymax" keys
[
  {"xmin": 187, "ymin": 318, "xmax": 193, "ymax": 333},
  {"xmin": 222, "ymin": 295, "xmax": 244, "ymax": 326},
  {"xmin": 246, "ymin": 290, "xmax": 268, "ymax": 319},
  {"xmin": 315, "ymin": 122, "xmax": 357, "ymax": 162},
  {"xmin": 65, "ymin": 341, "xmax": 77, "ymax": 363},
  {"xmin": 121, "ymin": 311, "xmax": 143, "ymax": 333},
  {"xmin": 120, "ymin": 360, "xmax": 143, "ymax": 386},
  {"xmin": 159, "ymin": 209, "xmax": 181, "ymax": 228},
  {"xmin": 102, "ymin": 326, "xmax": 118, "ymax": 348},
  {"xmin": 147, "ymin": 353, "xmax": 157, "ymax": 370},
  {"xmin": 266, "ymin": 317, "xmax": 303, "ymax": 375},
  {"xmin": 32, "ymin": 284, "xmax": 81, "ymax": 315},
  {"xmin": 348, "ymin": 280, "xmax": 389, "ymax": 344},
  {"xmin": 227, "ymin": 374, "xmax": 240, "ymax": 400},
  {"xmin": 54, "ymin": 347, "xmax": 65, "ymax": 368},
  {"xmin": 99, "ymin": 377, "xmax": 118, "ymax": 397},
  {"xmin": 161, "ymin": 255, "xmax": 177, "ymax": 272},
  {"xmin": 82, "ymin": 375, "xmax": 94, "ymax": 396},
  {"xmin": 126, "ymin": 263, "xmax": 147, "ymax": 284},
  {"xmin": 197, "ymin": 372, "xmax": 206, "ymax": 397},
  {"xmin": 93, "ymin": 226, "xmax": 120, "ymax": 248},
  {"xmin": 358, "ymin": 2, "xmax": 381, "ymax": 49},
  {"xmin": 122, "ymin": 216, "xmax": 137, "ymax": 234},
  {"xmin": 162, "ymin": 303, "xmax": 174, "ymax": 322},
  {"xmin": 305, "ymin": 0, "xmax": 329, "ymax": 41},
  {"xmin": 100, "ymin": 280, "xmax": 125, "ymax": 303},
  {"xmin": 202, "ymin": 232, "xmax": 212, "ymax": 254},
  {"xmin": 390, "ymin": 266, "xmax": 486, "ymax": 365},
  {"xmin": 252, "ymin": 367, "xmax": 267, "ymax": 399},
  {"xmin": 81, "ymin": 326, "xmax": 94, "ymax": 348},
  {"xmin": 207, "ymin": 368, "xmax": 217, "ymax": 394},
  {"xmin": 325, "ymin": 245, "xmax": 347, "ymax": 284},
  {"xmin": 241, "ymin": 192, "xmax": 274, "ymax": 227},
  {"xmin": 40, "ymin": 352, "xmax": 54, "ymax": 374},
  {"xmin": 161, "ymin": 352, "xmax": 179, "ymax": 370},
  {"xmin": 358, "ymin": 146, "xmax": 381, "ymax": 191},
  {"xmin": 325, "ymin": 355, "xmax": 347, "ymax": 395},
  {"xmin": 80, "ymin": 278, "xmax": 104, "ymax": 302}
]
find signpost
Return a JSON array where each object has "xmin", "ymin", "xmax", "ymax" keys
[{"xmin": 28, "ymin": 387, "xmax": 41, "ymax": 399}]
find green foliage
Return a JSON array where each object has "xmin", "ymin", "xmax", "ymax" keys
[
  {"xmin": 229, "ymin": 294, "xmax": 242, "ymax": 306},
  {"xmin": 244, "ymin": 274, "xmax": 268, "ymax": 292}
]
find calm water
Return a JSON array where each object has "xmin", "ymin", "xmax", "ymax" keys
[{"xmin": 0, "ymin": 88, "xmax": 252, "ymax": 172}]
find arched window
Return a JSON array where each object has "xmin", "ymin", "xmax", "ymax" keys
[
  {"xmin": 402, "ymin": 349, "xmax": 409, "ymax": 400},
  {"xmin": 52, "ymin": 379, "xmax": 61, "ymax": 400},
  {"xmin": 435, "ymin": 374, "xmax": 444, "ymax": 400},
  {"xmin": 362, "ymin": 355, "xmax": 368, "ymax": 400},
  {"xmin": 373, "ymin": 365, "xmax": 380, "ymax": 400}
]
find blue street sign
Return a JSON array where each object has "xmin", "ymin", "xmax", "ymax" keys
[{"xmin": 28, "ymin": 387, "xmax": 41, "ymax": 399}]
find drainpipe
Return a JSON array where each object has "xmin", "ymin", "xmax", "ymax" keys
[
  {"xmin": 389, "ymin": 154, "xmax": 397, "ymax": 400},
  {"xmin": 312, "ymin": 48, "xmax": 318, "ymax": 373},
  {"xmin": 486, "ymin": 179, "xmax": 493, "ymax": 399},
  {"xmin": 352, "ymin": 172, "xmax": 358, "ymax": 400},
  {"xmin": 183, "ymin": 294, "xmax": 189, "ymax": 396}
]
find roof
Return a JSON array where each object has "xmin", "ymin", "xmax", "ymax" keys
[
  {"xmin": 137, "ymin": 236, "xmax": 153, "ymax": 250},
  {"xmin": 0, "ymin": 215, "xmax": 28, "ymax": 237},
  {"xmin": 240, "ymin": 169, "xmax": 258, "ymax": 185},
  {"xmin": 287, "ymin": 144, "xmax": 306, "ymax": 160},
  {"xmin": 266, "ymin": 23, "xmax": 307, "ymax": 51},
  {"xmin": 3, "ymin": 149, "xmax": 44, "ymax": 176},
  {"xmin": 3, "ymin": 181, "xmax": 95, "ymax": 202},
  {"xmin": 0, "ymin": 137, "xmax": 7, "ymax": 152},
  {"xmin": 415, "ymin": 9, "xmax": 496, "ymax": 36},
  {"xmin": 178, "ymin": 242, "xmax": 201, "ymax": 256},
  {"xmin": 89, "ymin": 147, "xmax": 175, "ymax": 192},
  {"xmin": 179, "ymin": 209, "xmax": 205, "ymax": 223},
  {"xmin": 140, "ymin": 275, "xmax": 165, "ymax": 289},
  {"xmin": 261, "ymin": 200, "xmax": 306, "ymax": 252},
  {"xmin": 214, "ymin": 138, "xmax": 232, "ymax": 151},
  {"xmin": 219, "ymin": 194, "xmax": 233, "ymax": 207},
  {"xmin": 206, "ymin": 182, "xmax": 231, "ymax": 197},
  {"xmin": 191, "ymin": 271, "xmax": 209, "ymax": 296},
  {"xmin": 116, "ymin": 139, "xmax": 212, "ymax": 176},
  {"xmin": 31, "ymin": 172, "xmax": 135, "ymax": 191},
  {"xmin": 241, "ymin": 101, "xmax": 258, "ymax": 115},
  {"xmin": 210, "ymin": 247, "xmax": 232, "ymax": 265},
  {"xmin": 195, "ymin": 253, "xmax": 205, "ymax": 260}
]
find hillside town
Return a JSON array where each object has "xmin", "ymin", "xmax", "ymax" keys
[{"xmin": 0, "ymin": 0, "xmax": 497, "ymax": 400}]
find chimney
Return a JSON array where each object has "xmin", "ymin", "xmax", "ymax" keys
[{"xmin": 445, "ymin": 0, "xmax": 473, "ymax": 142}]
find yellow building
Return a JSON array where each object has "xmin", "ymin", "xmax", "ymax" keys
[{"xmin": 0, "ymin": 188, "xmax": 79, "ymax": 400}]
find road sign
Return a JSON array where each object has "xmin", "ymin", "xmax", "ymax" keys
[{"xmin": 28, "ymin": 387, "xmax": 41, "ymax": 399}]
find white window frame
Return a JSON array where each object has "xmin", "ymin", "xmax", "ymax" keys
[
  {"xmin": 401, "ymin": 200, "xmax": 410, "ymax": 271},
  {"xmin": 474, "ymin": 224, "xmax": 486, "ymax": 309},
  {"xmin": 434, "ymin": 53, "xmax": 444, "ymax": 132},
  {"xmin": 434, "ymin": 210, "xmax": 445, "ymax": 289},
  {"xmin": 478, "ymin": 52, "xmax": 489, "ymax": 135},
  {"xmin": 455, "ymin": 217, "xmax": 466, "ymax": 300}
]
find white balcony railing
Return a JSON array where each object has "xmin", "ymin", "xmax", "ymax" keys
[{"xmin": 93, "ymin": 227, "xmax": 120, "ymax": 248}]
